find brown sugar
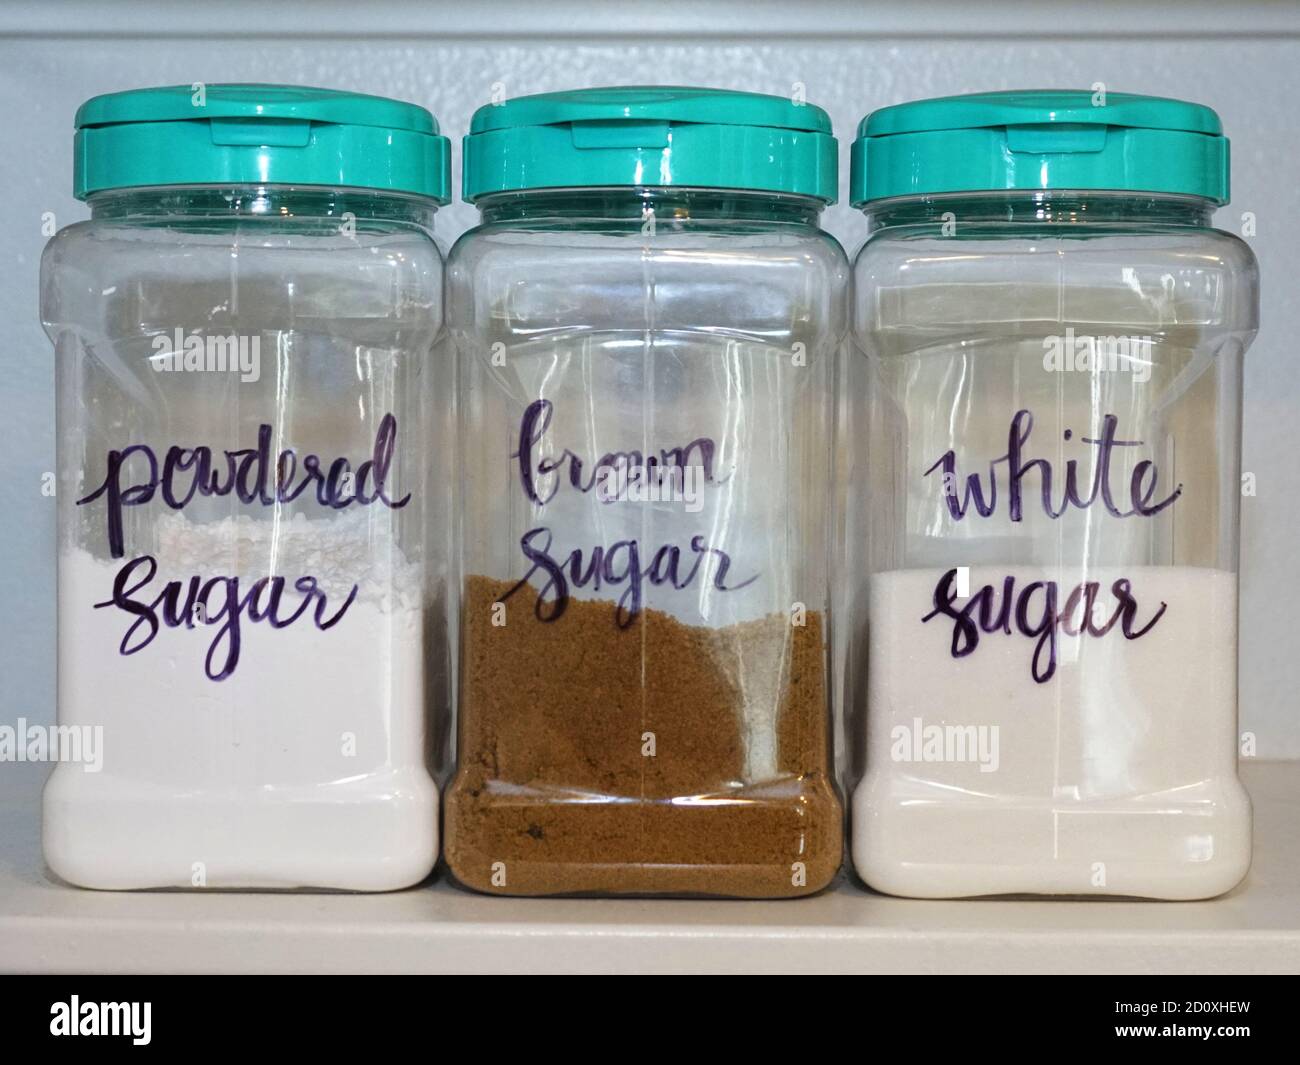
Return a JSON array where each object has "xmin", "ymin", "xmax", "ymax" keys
[{"xmin": 444, "ymin": 574, "xmax": 843, "ymax": 897}]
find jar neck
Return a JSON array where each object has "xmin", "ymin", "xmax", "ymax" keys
[
  {"xmin": 475, "ymin": 188, "xmax": 825, "ymax": 227},
  {"xmin": 863, "ymin": 191, "xmax": 1215, "ymax": 232},
  {"xmin": 86, "ymin": 186, "xmax": 439, "ymax": 230}
]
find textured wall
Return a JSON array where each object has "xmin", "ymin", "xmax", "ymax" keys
[{"xmin": 2, "ymin": 0, "xmax": 1298, "ymax": 753}]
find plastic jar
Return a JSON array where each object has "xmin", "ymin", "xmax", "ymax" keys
[
  {"xmin": 843, "ymin": 91, "xmax": 1259, "ymax": 899},
  {"xmin": 445, "ymin": 87, "xmax": 846, "ymax": 897},
  {"xmin": 40, "ymin": 84, "xmax": 451, "ymax": 890}
]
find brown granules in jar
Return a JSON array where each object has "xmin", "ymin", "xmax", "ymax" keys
[{"xmin": 444, "ymin": 575, "xmax": 842, "ymax": 897}]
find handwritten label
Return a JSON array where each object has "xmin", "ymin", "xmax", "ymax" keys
[
  {"xmin": 99, "ymin": 556, "xmax": 357, "ymax": 681},
  {"xmin": 920, "ymin": 409, "xmax": 1173, "ymax": 682},
  {"xmin": 78, "ymin": 413, "xmax": 409, "ymax": 559},
  {"xmin": 498, "ymin": 399, "xmax": 756, "ymax": 626},
  {"xmin": 925, "ymin": 410, "xmax": 1180, "ymax": 522},
  {"xmin": 77, "ymin": 415, "xmax": 410, "ymax": 680}
]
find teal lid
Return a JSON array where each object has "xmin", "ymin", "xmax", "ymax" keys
[
  {"xmin": 462, "ymin": 86, "xmax": 838, "ymax": 204},
  {"xmin": 73, "ymin": 84, "xmax": 451, "ymax": 202},
  {"xmin": 850, "ymin": 90, "xmax": 1229, "ymax": 207}
]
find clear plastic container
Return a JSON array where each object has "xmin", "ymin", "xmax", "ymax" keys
[
  {"xmin": 445, "ymin": 88, "xmax": 847, "ymax": 897},
  {"xmin": 841, "ymin": 91, "xmax": 1259, "ymax": 899},
  {"xmin": 40, "ymin": 85, "xmax": 452, "ymax": 890}
]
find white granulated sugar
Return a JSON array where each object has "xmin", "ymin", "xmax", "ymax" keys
[{"xmin": 853, "ymin": 565, "xmax": 1250, "ymax": 900}]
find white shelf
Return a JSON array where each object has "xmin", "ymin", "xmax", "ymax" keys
[{"xmin": 2, "ymin": 761, "xmax": 1298, "ymax": 974}]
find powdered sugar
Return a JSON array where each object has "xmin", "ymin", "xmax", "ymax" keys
[{"xmin": 44, "ymin": 512, "xmax": 435, "ymax": 891}]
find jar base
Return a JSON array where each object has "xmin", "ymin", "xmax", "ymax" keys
[
  {"xmin": 42, "ymin": 764, "xmax": 438, "ymax": 892},
  {"xmin": 851, "ymin": 774, "xmax": 1252, "ymax": 900},
  {"xmin": 445, "ymin": 777, "xmax": 842, "ymax": 898}
]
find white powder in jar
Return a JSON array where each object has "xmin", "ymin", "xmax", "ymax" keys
[{"xmin": 43, "ymin": 510, "xmax": 436, "ymax": 891}]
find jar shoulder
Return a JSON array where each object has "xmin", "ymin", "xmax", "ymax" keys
[
  {"xmin": 851, "ymin": 222, "xmax": 1259, "ymax": 335},
  {"xmin": 39, "ymin": 219, "xmax": 96, "ymax": 278},
  {"xmin": 449, "ymin": 220, "xmax": 847, "ymax": 277},
  {"xmin": 853, "ymin": 221, "xmax": 1256, "ymax": 276},
  {"xmin": 447, "ymin": 222, "xmax": 848, "ymax": 343},
  {"xmin": 41, "ymin": 216, "xmax": 445, "ymax": 332},
  {"xmin": 44, "ymin": 214, "xmax": 444, "ymax": 272}
]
